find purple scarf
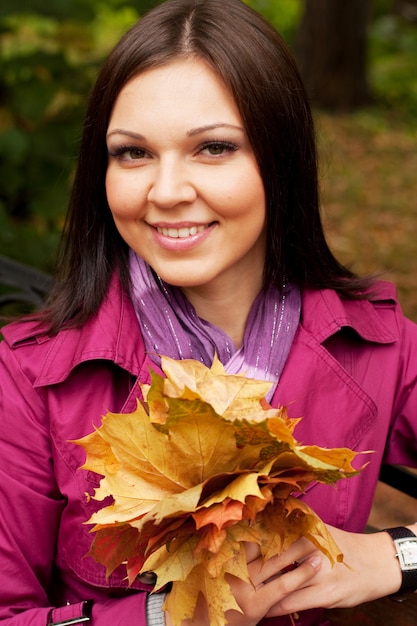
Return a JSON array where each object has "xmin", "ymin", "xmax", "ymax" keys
[{"xmin": 129, "ymin": 251, "xmax": 300, "ymax": 399}]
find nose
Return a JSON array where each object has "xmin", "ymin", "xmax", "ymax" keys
[{"xmin": 147, "ymin": 156, "xmax": 197, "ymax": 209}]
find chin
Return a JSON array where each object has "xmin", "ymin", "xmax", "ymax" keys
[{"xmin": 162, "ymin": 277, "xmax": 208, "ymax": 288}]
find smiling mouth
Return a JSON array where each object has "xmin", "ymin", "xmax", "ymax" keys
[{"xmin": 155, "ymin": 224, "xmax": 209, "ymax": 238}]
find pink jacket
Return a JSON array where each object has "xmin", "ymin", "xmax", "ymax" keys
[{"xmin": 0, "ymin": 275, "xmax": 416, "ymax": 626}]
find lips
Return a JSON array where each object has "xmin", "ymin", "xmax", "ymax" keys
[{"xmin": 151, "ymin": 222, "xmax": 216, "ymax": 251}]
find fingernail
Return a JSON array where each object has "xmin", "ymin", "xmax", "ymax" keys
[{"xmin": 308, "ymin": 556, "xmax": 321, "ymax": 570}]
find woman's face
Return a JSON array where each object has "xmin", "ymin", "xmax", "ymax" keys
[{"xmin": 106, "ymin": 57, "xmax": 266, "ymax": 297}]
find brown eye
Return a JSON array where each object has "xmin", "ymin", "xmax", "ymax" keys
[
  {"xmin": 200, "ymin": 141, "xmax": 238, "ymax": 157},
  {"xmin": 128, "ymin": 148, "xmax": 146, "ymax": 159},
  {"xmin": 207, "ymin": 143, "xmax": 225, "ymax": 155},
  {"xmin": 108, "ymin": 145, "xmax": 150, "ymax": 162}
]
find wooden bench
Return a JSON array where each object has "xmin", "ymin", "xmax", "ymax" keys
[{"xmin": 0, "ymin": 254, "xmax": 52, "ymax": 312}]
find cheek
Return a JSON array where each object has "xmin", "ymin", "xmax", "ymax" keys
[
  {"xmin": 105, "ymin": 171, "xmax": 145, "ymax": 219},
  {"xmin": 227, "ymin": 190, "xmax": 264, "ymax": 222},
  {"xmin": 105, "ymin": 171, "xmax": 123, "ymax": 214},
  {"xmin": 221, "ymin": 170, "xmax": 265, "ymax": 215},
  {"xmin": 247, "ymin": 176, "xmax": 266, "ymax": 227}
]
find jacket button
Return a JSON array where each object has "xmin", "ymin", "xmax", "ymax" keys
[{"xmin": 138, "ymin": 571, "xmax": 157, "ymax": 585}]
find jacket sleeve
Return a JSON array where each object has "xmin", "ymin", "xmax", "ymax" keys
[
  {"xmin": 384, "ymin": 314, "xmax": 417, "ymax": 467},
  {"xmin": 0, "ymin": 342, "xmax": 152, "ymax": 625}
]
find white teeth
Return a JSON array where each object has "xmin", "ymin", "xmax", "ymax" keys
[{"xmin": 157, "ymin": 225, "xmax": 205, "ymax": 238}]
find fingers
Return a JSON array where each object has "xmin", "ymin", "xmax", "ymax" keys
[
  {"xmin": 246, "ymin": 538, "xmax": 319, "ymax": 589},
  {"xmin": 261, "ymin": 556, "xmax": 323, "ymax": 619},
  {"xmin": 224, "ymin": 539, "xmax": 324, "ymax": 625},
  {"xmin": 264, "ymin": 554, "xmax": 322, "ymax": 592},
  {"xmin": 225, "ymin": 553, "xmax": 322, "ymax": 625},
  {"xmin": 245, "ymin": 550, "xmax": 322, "ymax": 596}
]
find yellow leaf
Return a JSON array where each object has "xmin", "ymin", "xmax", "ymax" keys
[
  {"xmin": 164, "ymin": 564, "xmax": 243, "ymax": 626},
  {"xmin": 72, "ymin": 428, "xmax": 120, "ymax": 476},
  {"xmin": 199, "ymin": 472, "xmax": 266, "ymax": 508},
  {"xmin": 133, "ymin": 484, "xmax": 203, "ymax": 527},
  {"xmin": 163, "ymin": 578, "xmax": 201, "ymax": 625},
  {"xmin": 296, "ymin": 445, "xmax": 358, "ymax": 474},
  {"xmin": 284, "ymin": 497, "xmax": 344, "ymax": 564},
  {"xmin": 159, "ymin": 354, "xmax": 277, "ymax": 422},
  {"xmin": 160, "ymin": 405, "xmax": 244, "ymax": 482},
  {"xmin": 144, "ymin": 535, "xmax": 202, "ymax": 590}
]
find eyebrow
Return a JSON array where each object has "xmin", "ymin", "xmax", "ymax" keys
[
  {"xmin": 187, "ymin": 123, "xmax": 244, "ymax": 136},
  {"xmin": 106, "ymin": 123, "xmax": 244, "ymax": 141},
  {"xmin": 106, "ymin": 129, "xmax": 145, "ymax": 141}
]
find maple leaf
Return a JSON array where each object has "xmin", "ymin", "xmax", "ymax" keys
[
  {"xmin": 73, "ymin": 355, "xmax": 362, "ymax": 626},
  {"xmin": 148, "ymin": 354, "xmax": 283, "ymax": 424}
]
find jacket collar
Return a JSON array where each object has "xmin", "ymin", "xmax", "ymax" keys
[
  {"xmin": 3, "ymin": 277, "xmax": 397, "ymax": 387},
  {"xmin": 41, "ymin": 273, "xmax": 146, "ymax": 386},
  {"xmin": 300, "ymin": 282, "xmax": 397, "ymax": 345},
  {"xmin": 3, "ymin": 274, "xmax": 146, "ymax": 387}
]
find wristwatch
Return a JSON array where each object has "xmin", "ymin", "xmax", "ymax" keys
[{"xmin": 384, "ymin": 526, "xmax": 417, "ymax": 594}]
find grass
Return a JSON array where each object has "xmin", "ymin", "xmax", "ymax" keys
[{"xmin": 316, "ymin": 109, "xmax": 417, "ymax": 321}]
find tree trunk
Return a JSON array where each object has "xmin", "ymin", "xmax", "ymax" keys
[{"xmin": 294, "ymin": 0, "xmax": 372, "ymax": 110}]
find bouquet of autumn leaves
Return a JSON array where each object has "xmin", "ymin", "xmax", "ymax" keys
[{"xmin": 74, "ymin": 356, "xmax": 360, "ymax": 626}]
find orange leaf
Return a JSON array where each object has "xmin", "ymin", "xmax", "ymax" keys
[{"xmin": 192, "ymin": 499, "xmax": 245, "ymax": 532}]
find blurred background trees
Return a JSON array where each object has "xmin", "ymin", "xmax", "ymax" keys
[
  {"xmin": 0, "ymin": 0, "xmax": 145, "ymax": 269},
  {"xmin": 295, "ymin": 0, "xmax": 372, "ymax": 109},
  {"xmin": 1, "ymin": 0, "xmax": 416, "ymax": 317}
]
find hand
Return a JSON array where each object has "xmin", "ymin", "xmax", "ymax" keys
[
  {"xmin": 165, "ymin": 525, "xmax": 404, "ymax": 624},
  {"xmin": 264, "ymin": 525, "xmax": 403, "ymax": 618},
  {"xmin": 165, "ymin": 542, "xmax": 322, "ymax": 626}
]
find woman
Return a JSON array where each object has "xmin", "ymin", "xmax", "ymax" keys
[{"xmin": 0, "ymin": 0, "xmax": 416, "ymax": 624}]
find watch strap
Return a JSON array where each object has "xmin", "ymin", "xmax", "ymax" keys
[
  {"xmin": 385, "ymin": 526, "xmax": 416, "ymax": 541},
  {"xmin": 385, "ymin": 526, "xmax": 417, "ymax": 594}
]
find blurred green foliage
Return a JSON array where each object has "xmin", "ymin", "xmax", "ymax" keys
[
  {"xmin": 369, "ymin": 13, "xmax": 417, "ymax": 121},
  {"xmin": 245, "ymin": 0, "xmax": 302, "ymax": 41},
  {"xmin": 0, "ymin": 0, "xmax": 144, "ymax": 269},
  {"xmin": 1, "ymin": 0, "xmax": 416, "ymax": 273}
]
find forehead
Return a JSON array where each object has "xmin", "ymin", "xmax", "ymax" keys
[{"xmin": 109, "ymin": 57, "xmax": 242, "ymax": 129}]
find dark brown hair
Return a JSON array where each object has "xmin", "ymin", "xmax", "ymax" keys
[{"xmin": 43, "ymin": 0, "xmax": 369, "ymax": 333}]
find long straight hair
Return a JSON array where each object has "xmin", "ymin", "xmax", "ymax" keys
[{"xmin": 42, "ymin": 0, "xmax": 370, "ymax": 333}]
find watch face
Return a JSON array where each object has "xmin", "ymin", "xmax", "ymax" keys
[{"xmin": 395, "ymin": 538, "xmax": 417, "ymax": 570}]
